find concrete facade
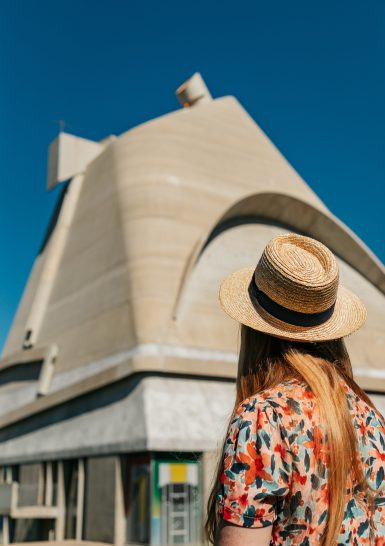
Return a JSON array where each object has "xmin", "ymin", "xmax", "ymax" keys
[{"xmin": 0, "ymin": 74, "xmax": 384, "ymax": 545}]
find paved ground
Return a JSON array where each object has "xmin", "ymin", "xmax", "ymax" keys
[{"xmin": 12, "ymin": 542, "xmax": 112, "ymax": 546}]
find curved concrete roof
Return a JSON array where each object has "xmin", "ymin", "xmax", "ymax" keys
[{"xmin": 199, "ymin": 192, "xmax": 385, "ymax": 293}]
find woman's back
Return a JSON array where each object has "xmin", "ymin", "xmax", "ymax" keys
[
  {"xmin": 217, "ymin": 378, "xmax": 385, "ymax": 545},
  {"xmin": 208, "ymin": 234, "xmax": 379, "ymax": 545}
]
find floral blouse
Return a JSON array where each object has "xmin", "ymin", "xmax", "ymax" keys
[{"xmin": 216, "ymin": 378, "xmax": 385, "ymax": 545}]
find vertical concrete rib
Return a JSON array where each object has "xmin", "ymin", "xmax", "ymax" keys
[{"xmin": 23, "ymin": 174, "xmax": 84, "ymax": 348}]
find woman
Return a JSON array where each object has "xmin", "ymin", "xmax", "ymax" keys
[{"xmin": 205, "ymin": 233, "xmax": 385, "ymax": 545}]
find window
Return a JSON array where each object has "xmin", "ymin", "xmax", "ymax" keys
[{"xmin": 125, "ymin": 456, "xmax": 151, "ymax": 545}]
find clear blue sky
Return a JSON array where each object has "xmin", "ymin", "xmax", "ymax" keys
[{"xmin": 1, "ymin": 0, "xmax": 384, "ymax": 352}]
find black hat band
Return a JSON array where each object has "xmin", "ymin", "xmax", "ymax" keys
[{"xmin": 248, "ymin": 277, "xmax": 336, "ymax": 327}]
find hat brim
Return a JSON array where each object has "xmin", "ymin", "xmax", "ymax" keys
[{"xmin": 219, "ymin": 267, "xmax": 367, "ymax": 342}]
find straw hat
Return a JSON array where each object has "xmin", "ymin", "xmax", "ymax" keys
[{"xmin": 219, "ymin": 233, "xmax": 367, "ymax": 342}]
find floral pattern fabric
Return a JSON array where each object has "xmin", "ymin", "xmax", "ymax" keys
[{"xmin": 216, "ymin": 378, "xmax": 385, "ymax": 545}]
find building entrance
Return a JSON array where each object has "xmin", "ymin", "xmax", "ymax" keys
[
  {"xmin": 161, "ymin": 482, "xmax": 198, "ymax": 544},
  {"xmin": 157, "ymin": 462, "xmax": 199, "ymax": 545},
  {"xmin": 125, "ymin": 454, "xmax": 200, "ymax": 545}
]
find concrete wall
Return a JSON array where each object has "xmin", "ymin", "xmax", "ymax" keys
[
  {"xmin": 0, "ymin": 92, "xmax": 384, "ymax": 448},
  {"xmin": 1, "ymin": 96, "xmax": 330, "ymax": 371},
  {"xmin": 4, "ymin": 96, "xmax": 383, "ymax": 384},
  {"xmin": 0, "ymin": 377, "xmax": 234, "ymax": 464},
  {"xmin": 83, "ymin": 456, "xmax": 116, "ymax": 543},
  {"xmin": 17, "ymin": 463, "xmax": 41, "ymax": 506}
]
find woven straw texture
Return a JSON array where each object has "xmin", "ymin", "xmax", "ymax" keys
[{"xmin": 219, "ymin": 233, "xmax": 367, "ymax": 342}]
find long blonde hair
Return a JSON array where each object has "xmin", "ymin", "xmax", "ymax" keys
[{"xmin": 205, "ymin": 326, "xmax": 379, "ymax": 545}]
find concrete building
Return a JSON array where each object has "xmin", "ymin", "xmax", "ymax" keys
[{"xmin": 0, "ymin": 73, "xmax": 384, "ymax": 545}]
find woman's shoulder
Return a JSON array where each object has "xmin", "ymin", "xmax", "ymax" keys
[
  {"xmin": 237, "ymin": 377, "xmax": 385, "ymax": 420},
  {"xmin": 236, "ymin": 378, "xmax": 315, "ymax": 421},
  {"xmin": 235, "ymin": 378, "xmax": 385, "ymax": 460},
  {"xmin": 342, "ymin": 381, "xmax": 385, "ymax": 424}
]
